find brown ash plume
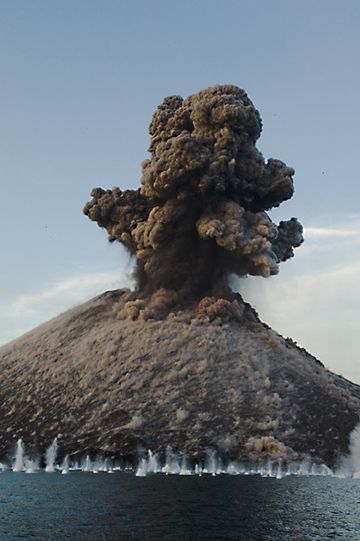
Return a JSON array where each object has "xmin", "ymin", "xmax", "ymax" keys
[{"xmin": 84, "ymin": 85, "xmax": 303, "ymax": 319}]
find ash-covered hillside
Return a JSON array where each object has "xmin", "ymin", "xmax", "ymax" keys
[{"xmin": 0, "ymin": 290, "xmax": 359, "ymax": 466}]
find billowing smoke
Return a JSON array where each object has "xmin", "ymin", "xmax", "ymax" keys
[{"xmin": 84, "ymin": 85, "xmax": 303, "ymax": 319}]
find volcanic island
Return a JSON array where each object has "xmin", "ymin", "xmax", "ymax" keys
[{"xmin": 1, "ymin": 85, "xmax": 359, "ymax": 469}]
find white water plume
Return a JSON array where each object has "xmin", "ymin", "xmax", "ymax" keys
[
  {"xmin": 180, "ymin": 454, "xmax": 192, "ymax": 476},
  {"xmin": 204, "ymin": 450, "xmax": 223, "ymax": 475},
  {"xmin": 227, "ymin": 461, "xmax": 246, "ymax": 475},
  {"xmin": 348, "ymin": 424, "xmax": 360, "ymax": 475},
  {"xmin": 161, "ymin": 446, "xmax": 181, "ymax": 475},
  {"xmin": 45, "ymin": 438, "xmax": 58, "ymax": 472},
  {"xmin": 136, "ymin": 450, "xmax": 161, "ymax": 476},
  {"xmin": 2, "ymin": 437, "xmax": 360, "ymax": 478},
  {"xmin": 134, "ymin": 448, "xmax": 337, "ymax": 479},
  {"xmin": 336, "ymin": 423, "xmax": 360, "ymax": 477},
  {"xmin": 61, "ymin": 455, "xmax": 70, "ymax": 474},
  {"xmin": 12, "ymin": 439, "xmax": 26, "ymax": 472},
  {"xmin": 81, "ymin": 455, "xmax": 92, "ymax": 472},
  {"xmin": 25, "ymin": 458, "xmax": 40, "ymax": 474},
  {"xmin": 147, "ymin": 450, "xmax": 161, "ymax": 473},
  {"xmin": 93, "ymin": 456, "xmax": 110, "ymax": 473},
  {"xmin": 135, "ymin": 458, "xmax": 147, "ymax": 477}
]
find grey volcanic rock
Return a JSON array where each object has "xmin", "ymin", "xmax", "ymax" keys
[{"xmin": 0, "ymin": 290, "xmax": 359, "ymax": 467}]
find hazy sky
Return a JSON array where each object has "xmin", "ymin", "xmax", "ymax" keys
[{"xmin": 1, "ymin": 0, "xmax": 359, "ymax": 381}]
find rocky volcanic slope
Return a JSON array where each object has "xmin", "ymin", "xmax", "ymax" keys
[{"xmin": 0, "ymin": 289, "xmax": 359, "ymax": 467}]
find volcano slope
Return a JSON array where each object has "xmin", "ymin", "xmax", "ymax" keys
[{"xmin": 0, "ymin": 289, "xmax": 359, "ymax": 467}]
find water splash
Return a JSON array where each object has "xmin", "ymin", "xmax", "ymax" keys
[
  {"xmin": 180, "ymin": 454, "xmax": 192, "ymax": 476},
  {"xmin": 204, "ymin": 450, "xmax": 223, "ymax": 476},
  {"xmin": 25, "ymin": 458, "xmax": 40, "ymax": 474},
  {"xmin": 133, "ymin": 447, "xmax": 335, "ymax": 479},
  {"xmin": 227, "ymin": 461, "xmax": 246, "ymax": 475},
  {"xmin": 348, "ymin": 424, "xmax": 360, "ymax": 475},
  {"xmin": 12, "ymin": 439, "xmax": 26, "ymax": 472},
  {"xmin": 131, "ymin": 447, "xmax": 348, "ymax": 479},
  {"xmin": 81, "ymin": 455, "xmax": 92, "ymax": 472},
  {"xmin": 135, "ymin": 458, "xmax": 147, "ymax": 477},
  {"xmin": 136, "ymin": 450, "xmax": 161, "ymax": 476},
  {"xmin": 45, "ymin": 438, "xmax": 58, "ymax": 472},
  {"xmin": 2, "ymin": 437, "xmax": 360, "ymax": 478},
  {"xmin": 61, "ymin": 455, "xmax": 70, "ymax": 474},
  {"xmin": 335, "ymin": 423, "xmax": 360, "ymax": 477},
  {"xmin": 162, "ymin": 446, "xmax": 180, "ymax": 475},
  {"xmin": 147, "ymin": 450, "xmax": 161, "ymax": 473}
]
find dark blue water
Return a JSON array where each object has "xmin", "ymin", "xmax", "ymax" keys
[{"xmin": 0, "ymin": 473, "xmax": 359, "ymax": 540}]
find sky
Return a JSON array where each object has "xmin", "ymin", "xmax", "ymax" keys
[{"xmin": 1, "ymin": 0, "xmax": 359, "ymax": 381}]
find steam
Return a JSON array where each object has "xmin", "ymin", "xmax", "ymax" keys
[{"xmin": 84, "ymin": 85, "xmax": 303, "ymax": 317}]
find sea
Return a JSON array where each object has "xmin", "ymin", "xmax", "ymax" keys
[{"xmin": 1, "ymin": 473, "xmax": 359, "ymax": 541}]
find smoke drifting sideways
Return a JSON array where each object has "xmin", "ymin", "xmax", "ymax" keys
[{"xmin": 84, "ymin": 85, "xmax": 303, "ymax": 321}]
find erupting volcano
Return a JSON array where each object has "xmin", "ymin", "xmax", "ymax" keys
[{"xmin": 0, "ymin": 85, "xmax": 359, "ymax": 468}]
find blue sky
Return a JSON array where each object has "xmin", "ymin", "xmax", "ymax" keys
[{"xmin": 1, "ymin": 0, "xmax": 359, "ymax": 380}]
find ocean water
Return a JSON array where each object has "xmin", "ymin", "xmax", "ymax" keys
[{"xmin": 0, "ymin": 473, "xmax": 359, "ymax": 541}]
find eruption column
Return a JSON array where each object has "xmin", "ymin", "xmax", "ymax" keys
[{"xmin": 84, "ymin": 85, "xmax": 303, "ymax": 319}]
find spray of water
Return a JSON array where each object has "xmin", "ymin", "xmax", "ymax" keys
[
  {"xmin": 348, "ymin": 424, "xmax": 360, "ymax": 475},
  {"xmin": 2, "ymin": 437, "xmax": 360, "ymax": 478},
  {"xmin": 61, "ymin": 455, "xmax": 70, "ymax": 475},
  {"xmin": 24, "ymin": 458, "xmax": 40, "ymax": 474},
  {"xmin": 81, "ymin": 455, "xmax": 92, "ymax": 473},
  {"xmin": 12, "ymin": 439, "xmax": 25, "ymax": 472},
  {"xmin": 162, "ymin": 446, "xmax": 181, "ymax": 475},
  {"xmin": 336, "ymin": 423, "xmax": 360, "ymax": 477},
  {"xmin": 45, "ymin": 438, "xmax": 58, "ymax": 472},
  {"xmin": 180, "ymin": 454, "xmax": 192, "ymax": 476},
  {"xmin": 136, "ymin": 450, "xmax": 161, "ymax": 477}
]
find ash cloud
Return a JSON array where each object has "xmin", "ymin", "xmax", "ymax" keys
[{"xmin": 84, "ymin": 85, "xmax": 303, "ymax": 318}]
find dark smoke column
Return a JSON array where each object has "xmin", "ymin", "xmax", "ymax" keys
[{"xmin": 84, "ymin": 85, "xmax": 303, "ymax": 316}]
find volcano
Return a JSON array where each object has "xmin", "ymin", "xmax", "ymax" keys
[
  {"xmin": 0, "ymin": 289, "xmax": 358, "ymax": 467},
  {"xmin": 2, "ymin": 85, "xmax": 358, "ymax": 467}
]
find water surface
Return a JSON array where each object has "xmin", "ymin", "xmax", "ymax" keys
[{"xmin": 0, "ymin": 473, "xmax": 359, "ymax": 540}]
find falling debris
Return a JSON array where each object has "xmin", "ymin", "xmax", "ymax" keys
[{"xmin": 84, "ymin": 85, "xmax": 303, "ymax": 319}]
